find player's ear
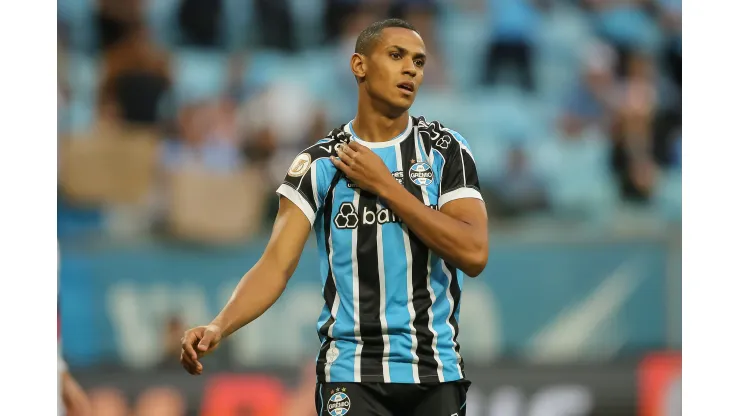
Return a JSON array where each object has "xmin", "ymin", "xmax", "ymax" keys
[{"xmin": 350, "ymin": 53, "xmax": 367, "ymax": 81}]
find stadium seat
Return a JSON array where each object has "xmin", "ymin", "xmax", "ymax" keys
[
  {"xmin": 242, "ymin": 50, "xmax": 290, "ymax": 88},
  {"xmin": 439, "ymin": 11, "xmax": 490, "ymax": 90},
  {"xmin": 66, "ymin": 53, "xmax": 99, "ymax": 100},
  {"xmin": 172, "ymin": 49, "xmax": 230, "ymax": 102},
  {"xmin": 145, "ymin": 0, "xmax": 181, "ymax": 48},
  {"xmin": 536, "ymin": 3, "xmax": 595, "ymax": 65},
  {"xmin": 655, "ymin": 169, "xmax": 682, "ymax": 222},
  {"xmin": 58, "ymin": 0, "xmax": 96, "ymax": 52},
  {"xmin": 65, "ymin": 98, "xmax": 96, "ymax": 134},
  {"xmin": 222, "ymin": 0, "xmax": 254, "ymax": 50},
  {"xmin": 288, "ymin": 0, "xmax": 326, "ymax": 49},
  {"xmin": 529, "ymin": 129, "xmax": 618, "ymax": 221}
]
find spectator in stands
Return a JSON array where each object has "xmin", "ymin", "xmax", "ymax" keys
[
  {"xmin": 323, "ymin": 0, "xmax": 369, "ymax": 44},
  {"xmin": 561, "ymin": 42, "xmax": 618, "ymax": 136},
  {"xmin": 610, "ymin": 52, "xmax": 659, "ymax": 203},
  {"xmin": 255, "ymin": 0, "xmax": 297, "ymax": 51},
  {"xmin": 651, "ymin": 103, "xmax": 681, "ymax": 169},
  {"xmin": 489, "ymin": 144, "xmax": 550, "ymax": 218},
  {"xmin": 99, "ymin": 22, "xmax": 172, "ymax": 127},
  {"xmin": 178, "ymin": 0, "xmax": 223, "ymax": 48},
  {"xmin": 581, "ymin": 0, "xmax": 655, "ymax": 78},
  {"xmin": 235, "ymin": 81, "xmax": 327, "ymax": 189},
  {"xmin": 161, "ymin": 99, "xmax": 243, "ymax": 174},
  {"xmin": 95, "ymin": 0, "xmax": 144, "ymax": 51},
  {"xmin": 482, "ymin": 0, "xmax": 550, "ymax": 92},
  {"xmin": 657, "ymin": 0, "xmax": 681, "ymax": 89}
]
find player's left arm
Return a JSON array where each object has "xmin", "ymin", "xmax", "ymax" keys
[{"xmin": 333, "ymin": 139, "xmax": 488, "ymax": 277}]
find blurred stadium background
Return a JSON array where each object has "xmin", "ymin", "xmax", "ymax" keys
[{"xmin": 57, "ymin": 0, "xmax": 681, "ymax": 415}]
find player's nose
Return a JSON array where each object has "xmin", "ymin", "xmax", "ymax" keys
[{"xmin": 402, "ymin": 59, "xmax": 417, "ymax": 77}]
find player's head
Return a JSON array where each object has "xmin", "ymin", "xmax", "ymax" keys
[{"xmin": 351, "ymin": 19, "xmax": 426, "ymax": 115}]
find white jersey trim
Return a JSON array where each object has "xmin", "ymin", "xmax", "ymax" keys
[
  {"xmin": 344, "ymin": 116, "xmax": 413, "ymax": 148},
  {"xmin": 276, "ymin": 184, "xmax": 316, "ymax": 225},
  {"xmin": 438, "ymin": 187, "xmax": 483, "ymax": 208}
]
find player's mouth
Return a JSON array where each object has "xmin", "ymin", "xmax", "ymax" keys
[{"xmin": 397, "ymin": 81, "xmax": 415, "ymax": 95}]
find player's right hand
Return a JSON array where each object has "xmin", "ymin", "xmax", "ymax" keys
[{"xmin": 180, "ymin": 324, "xmax": 223, "ymax": 375}]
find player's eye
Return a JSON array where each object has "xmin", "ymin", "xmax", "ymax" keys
[
  {"xmin": 415, "ymin": 59, "xmax": 425, "ymax": 68},
  {"xmin": 390, "ymin": 52, "xmax": 401, "ymax": 59}
]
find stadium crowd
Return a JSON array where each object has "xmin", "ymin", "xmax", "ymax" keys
[{"xmin": 57, "ymin": 0, "xmax": 681, "ymax": 245}]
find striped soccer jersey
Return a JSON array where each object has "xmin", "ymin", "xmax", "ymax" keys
[{"xmin": 276, "ymin": 115, "xmax": 483, "ymax": 384}]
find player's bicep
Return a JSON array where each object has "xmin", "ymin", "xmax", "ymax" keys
[
  {"xmin": 440, "ymin": 197, "xmax": 488, "ymax": 231},
  {"xmin": 262, "ymin": 196, "xmax": 313, "ymax": 280}
]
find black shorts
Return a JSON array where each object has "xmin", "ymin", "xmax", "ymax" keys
[{"xmin": 315, "ymin": 380, "xmax": 471, "ymax": 416}]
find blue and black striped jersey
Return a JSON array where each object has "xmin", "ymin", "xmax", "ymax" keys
[{"xmin": 276, "ymin": 115, "xmax": 483, "ymax": 384}]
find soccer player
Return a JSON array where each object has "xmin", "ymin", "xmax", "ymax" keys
[{"xmin": 180, "ymin": 18, "xmax": 488, "ymax": 416}]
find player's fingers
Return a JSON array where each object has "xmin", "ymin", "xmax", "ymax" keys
[
  {"xmin": 183, "ymin": 352, "xmax": 202, "ymax": 374},
  {"xmin": 341, "ymin": 142, "xmax": 360, "ymax": 157},
  {"xmin": 336, "ymin": 146, "xmax": 354, "ymax": 165},
  {"xmin": 180, "ymin": 351, "xmax": 200, "ymax": 375},
  {"xmin": 347, "ymin": 141, "xmax": 364, "ymax": 153},
  {"xmin": 181, "ymin": 332, "xmax": 199, "ymax": 361},
  {"xmin": 179, "ymin": 343, "xmax": 198, "ymax": 369},
  {"xmin": 331, "ymin": 156, "xmax": 351, "ymax": 174}
]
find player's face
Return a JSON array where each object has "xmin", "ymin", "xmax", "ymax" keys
[{"xmin": 364, "ymin": 28, "xmax": 427, "ymax": 112}]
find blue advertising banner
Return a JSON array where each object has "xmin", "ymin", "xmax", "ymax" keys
[{"xmin": 60, "ymin": 236, "xmax": 670, "ymax": 368}]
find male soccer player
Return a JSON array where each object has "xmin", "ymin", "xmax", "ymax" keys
[{"xmin": 180, "ymin": 18, "xmax": 488, "ymax": 416}]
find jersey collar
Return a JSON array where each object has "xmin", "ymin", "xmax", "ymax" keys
[{"xmin": 344, "ymin": 115, "xmax": 413, "ymax": 149}]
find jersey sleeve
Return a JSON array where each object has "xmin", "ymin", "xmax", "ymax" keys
[
  {"xmin": 276, "ymin": 150, "xmax": 331, "ymax": 226},
  {"xmin": 438, "ymin": 130, "xmax": 483, "ymax": 208}
]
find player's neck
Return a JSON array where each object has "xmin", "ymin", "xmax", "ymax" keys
[{"xmin": 352, "ymin": 98, "xmax": 409, "ymax": 143}]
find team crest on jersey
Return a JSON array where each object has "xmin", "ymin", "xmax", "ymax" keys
[
  {"xmin": 288, "ymin": 153, "xmax": 311, "ymax": 177},
  {"xmin": 327, "ymin": 388, "xmax": 351, "ymax": 416},
  {"xmin": 409, "ymin": 162, "xmax": 434, "ymax": 186}
]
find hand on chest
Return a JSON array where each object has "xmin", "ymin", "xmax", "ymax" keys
[{"xmin": 332, "ymin": 155, "xmax": 440, "ymax": 230}]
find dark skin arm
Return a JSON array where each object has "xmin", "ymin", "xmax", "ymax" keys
[
  {"xmin": 180, "ymin": 197, "xmax": 312, "ymax": 375},
  {"xmin": 332, "ymin": 141, "xmax": 489, "ymax": 276}
]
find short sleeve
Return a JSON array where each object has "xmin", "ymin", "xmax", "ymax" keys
[
  {"xmin": 276, "ymin": 151, "xmax": 330, "ymax": 226},
  {"xmin": 439, "ymin": 131, "xmax": 483, "ymax": 208}
]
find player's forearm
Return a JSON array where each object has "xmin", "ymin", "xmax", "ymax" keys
[
  {"xmin": 380, "ymin": 182, "xmax": 487, "ymax": 276},
  {"xmin": 210, "ymin": 260, "xmax": 289, "ymax": 339}
]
